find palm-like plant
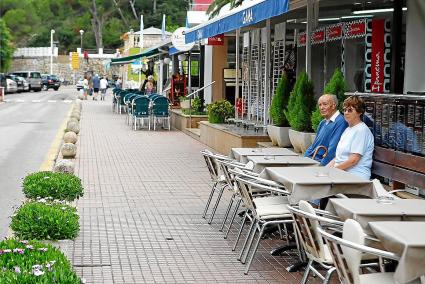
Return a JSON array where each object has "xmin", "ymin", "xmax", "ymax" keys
[{"xmin": 206, "ymin": 0, "xmax": 244, "ymax": 19}]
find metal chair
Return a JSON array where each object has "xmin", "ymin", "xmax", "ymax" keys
[
  {"xmin": 133, "ymin": 96, "xmax": 151, "ymax": 130},
  {"xmin": 318, "ymin": 219, "xmax": 421, "ymax": 284},
  {"xmin": 151, "ymin": 96, "xmax": 170, "ymax": 130},
  {"xmin": 232, "ymin": 175, "xmax": 293, "ymax": 274}
]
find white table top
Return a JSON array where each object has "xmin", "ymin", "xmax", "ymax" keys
[
  {"xmin": 259, "ymin": 167, "xmax": 373, "ymax": 204},
  {"xmin": 230, "ymin": 147, "xmax": 297, "ymax": 163},
  {"xmin": 247, "ymin": 156, "xmax": 319, "ymax": 173}
]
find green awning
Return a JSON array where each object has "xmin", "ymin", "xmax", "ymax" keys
[{"xmin": 110, "ymin": 47, "xmax": 159, "ymax": 65}]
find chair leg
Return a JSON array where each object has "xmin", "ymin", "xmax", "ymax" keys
[
  {"xmin": 207, "ymin": 185, "xmax": 225, "ymax": 224},
  {"xmin": 219, "ymin": 194, "xmax": 235, "ymax": 232},
  {"xmin": 224, "ymin": 198, "xmax": 242, "ymax": 239},
  {"xmin": 238, "ymin": 219, "xmax": 256, "ymax": 261},
  {"xmin": 301, "ymin": 259, "xmax": 314, "ymax": 284},
  {"xmin": 323, "ymin": 267, "xmax": 336, "ymax": 284},
  {"xmin": 244, "ymin": 225, "xmax": 264, "ymax": 274},
  {"xmin": 134, "ymin": 117, "xmax": 137, "ymax": 131},
  {"xmin": 233, "ymin": 213, "xmax": 248, "ymax": 251},
  {"xmin": 203, "ymin": 182, "xmax": 218, "ymax": 218}
]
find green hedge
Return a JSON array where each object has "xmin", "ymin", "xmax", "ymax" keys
[
  {"xmin": 0, "ymin": 239, "xmax": 80, "ymax": 283},
  {"xmin": 11, "ymin": 201, "xmax": 80, "ymax": 240},
  {"xmin": 23, "ymin": 171, "xmax": 83, "ymax": 201}
]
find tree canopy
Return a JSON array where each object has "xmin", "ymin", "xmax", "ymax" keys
[
  {"xmin": 0, "ymin": 19, "xmax": 14, "ymax": 72},
  {"xmin": 1, "ymin": 0, "xmax": 188, "ymax": 53}
]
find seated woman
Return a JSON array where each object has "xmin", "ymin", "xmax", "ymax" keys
[{"xmin": 327, "ymin": 96, "xmax": 374, "ymax": 180}]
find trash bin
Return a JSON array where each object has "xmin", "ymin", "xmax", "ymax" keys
[{"xmin": 0, "ymin": 87, "xmax": 4, "ymax": 102}]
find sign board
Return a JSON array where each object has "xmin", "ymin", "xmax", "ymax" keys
[
  {"xmin": 326, "ymin": 23, "xmax": 343, "ymax": 41},
  {"xmin": 344, "ymin": 20, "xmax": 366, "ymax": 39},
  {"xmin": 370, "ymin": 19, "xmax": 385, "ymax": 93},
  {"xmin": 298, "ymin": 32, "xmax": 306, "ymax": 47},
  {"xmin": 311, "ymin": 28, "xmax": 325, "ymax": 45},
  {"xmin": 71, "ymin": 52, "xmax": 79, "ymax": 70},
  {"xmin": 172, "ymin": 27, "xmax": 195, "ymax": 52},
  {"xmin": 208, "ymin": 34, "xmax": 224, "ymax": 45}
]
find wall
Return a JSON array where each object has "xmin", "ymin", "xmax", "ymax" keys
[
  {"xmin": 10, "ymin": 56, "xmax": 115, "ymax": 83},
  {"xmin": 211, "ymin": 37, "xmax": 229, "ymax": 102},
  {"xmin": 203, "ymin": 45, "xmax": 213, "ymax": 104},
  {"xmin": 404, "ymin": 0, "xmax": 425, "ymax": 93}
]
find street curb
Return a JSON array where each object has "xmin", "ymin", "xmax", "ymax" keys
[{"xmin": 39, "ymin": 102, "xmax": 74, "ymax": 171}]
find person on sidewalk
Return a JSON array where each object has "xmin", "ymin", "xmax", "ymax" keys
[
  {"xmin": 82, "ymin": 75, "xmax": 89, "ymax": 100},
  {"xmin": 305, "ymin": 94, "xmax": 348, "ymax": 166},
  {"xmin": 92, "ymin": 74, "xmax": 100, "ymax": 101},
  {"xmin": 100, "ymin": 76, "xmax": 108, "ymax": 101},
  {"xmin": 83, "ymin": 50, "xmax": 89, "ymax": 63}
]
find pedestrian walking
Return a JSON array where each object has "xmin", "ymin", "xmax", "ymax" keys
[
  {"xmin": 93, "ymin": 74, "xmax": 100, "ymax": 101},
  {"xmin": 100, "ymin": 76, "xmax": 108, "ymax": 101},
  {"xmin": 82, "ymin": 75, "xmax": 89, "ymax": 100},
  {"xmin": 115, "ymin": 77, "xmax": 122, "ymax": 89}
]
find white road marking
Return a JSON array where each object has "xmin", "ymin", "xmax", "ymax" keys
[
  {"xmin": 17, "ymin": 99, "xmax": 25, "ymax": 102},
  {"xmin": 48, "ymin": 100, "xmax": 57, "ymax": 103},
  {"xmin": 32, "ymin": 100, "xmax": 41, "ymax": 103},
  {"xmin": 63, "ymin": 100, "xmax": 73, "ymax": 103}
]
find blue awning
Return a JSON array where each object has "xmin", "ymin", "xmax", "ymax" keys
[{"xmin": 185, "ymin": 0, "xmax": 289, "ymax": 43}]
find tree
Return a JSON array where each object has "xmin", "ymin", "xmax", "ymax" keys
[
  {"xmin": 269, "ymin": 74, "xmax": 290, "ymax": 126},
  {"xmin": 0, "ymin": 19, "xmax": 14, "ymax": 72},
  {"xmin": 207, "ymin": 0, "xmax": 244, "ymax": 19}
]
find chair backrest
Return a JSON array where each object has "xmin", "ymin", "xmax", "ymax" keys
[
  {"xmin": 152, "ymin": 97, "xmax": 170, "ymax": 116},
  {"xmin": 153, "ymin": 96, "xmax": 169, "ymax": 105},
  {"xmin": 289, "ymin": 201, "xmax": 327, "ymax": 262},
  {"xmin": 321, "ymin": 219, "xmax": 365, "ymax": 284},
  {"xmin": 133, "ymin": 96, "xmax": 150, "ymax": 116},
  {"xmin": 234, "ymin": 176, "xmax": 256, "ymax": 213},
  {"xmin": 200, "ymin": 149, "xmax": 221, "ymax": 182},
  {"xmin": 372, "ymin": 179, "xmax": 400, "ymax": 199}
]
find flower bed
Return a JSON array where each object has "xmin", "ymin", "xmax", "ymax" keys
[
  {"xmin": 11, "ymin": 201, "xmax": 79, "ymax": 240},
  {"xmin": 0, "ymin": 239, "xmax": 80, "ymax": 283},
  {"xmin": 23, "ymin": 171, "xmax": 83, "ymax": 201}
]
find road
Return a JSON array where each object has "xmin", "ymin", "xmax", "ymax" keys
[{"xmin": 0, "ymin": 86, "xmax": 76, "ymax": 239}]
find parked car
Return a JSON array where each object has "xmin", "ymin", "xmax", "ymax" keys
[
  {"xmin": 6, "ymin": 74, "xmax": 25, "ymax": 92},
  {"xmin": 18, "ymin": 76, "xmax": 30, "ymax": 92},
  {"xmin": 41, "ymin": 74, "xmax": 61, "ymax": 91},
  {"xmin": 76, "ymin": 78, "xmax": 84, "ymax": 91},
  {"xmin": 5, "ymin": 78, "xmax": 18, "ymax": 93},
  {"xmin": 10, "ymin": 71, "xmax": 42, "ymax": 91}
]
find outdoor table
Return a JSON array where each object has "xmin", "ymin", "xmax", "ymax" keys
[
  {"xmin": 259, "ymin": 167, "xmax": 374, "ymax": 204},
  {"xmin": 229, "ymin": 147, "xmax": 297, "ymax": 163},
  {"xmin": 247, "ymin": 155, "xmax": 319, "ymax": 173},
  {"xmin": 329, "ymin": 199, "xmax": 425, "ymax": 234},
  {"xmin": 369, "ymin": 221, "xmax": 425, "ymax": 284}
]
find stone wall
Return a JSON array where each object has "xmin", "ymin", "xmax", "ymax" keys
[{"xmin": 10, "ymin": 56, "xmax": 116, "ymax": 83}]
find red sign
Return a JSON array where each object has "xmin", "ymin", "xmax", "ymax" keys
[
  {"xmin": 371, "ymin": 19, "xmax": 385, "ymax": 93},
  {"xmin": 298, "ymin": 33, "xmax": 306, "ymax": 46},
  {"xmin": 208, "ymin": 34, "xmax": 224, "ymax": 45},
  {"xmin": 345, "ymin": 20, "xmax": 366, "ymax": 38},
  {"xmin": 326, "ymin": 24, "xmax": 343, "ymax": 41},
  {"xmin": 312, "ymin": 29, "xmax": 325, "ymax": 44}
]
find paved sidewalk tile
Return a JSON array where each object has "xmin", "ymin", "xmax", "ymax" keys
[{"xmin": 59, "ymin": 100, "xmax": 335, "ymax": 283}]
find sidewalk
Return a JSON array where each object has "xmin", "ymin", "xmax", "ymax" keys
[{"xmin": 59, "ymin": 99, "xmax": 323, "ymax": 283}]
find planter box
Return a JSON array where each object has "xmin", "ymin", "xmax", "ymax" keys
[
  {"xmin": 267, "ymin": 125, "xmax": 291, "ymax": 147},
  {"xmin": 288, "ymin": 129, "xmax": 314, "ymax": 154},
  {"xmin": 199, "ymin": 121, "xmax": 271, "ymax": 155},
  {"xmin": 180, "ymin": 100, "xmax": 191, "ymax": 109},
  {"xmin": 170, "ymin": 109, "xmax": 208, "ymax": 131}
]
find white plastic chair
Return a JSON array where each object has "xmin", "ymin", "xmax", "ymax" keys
[{"xmin": 319, "ymin": 219, "xmax": 421, "ymax": 284}]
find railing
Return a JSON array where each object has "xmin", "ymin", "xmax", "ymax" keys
[{"xmin": 13, "ymin": 47, "xmax": 58, "ymax": 58}]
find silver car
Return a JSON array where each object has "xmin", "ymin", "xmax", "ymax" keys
[{"xmin": 11, "ymin": 71, "xmax": 42, "ymax": 92}]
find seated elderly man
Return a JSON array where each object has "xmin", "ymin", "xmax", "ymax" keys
[{"xmin": 305, "ymin": 94, "xmax": 348, "ymax": 165}]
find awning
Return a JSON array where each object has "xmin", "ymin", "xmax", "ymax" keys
[
  {"xmin": 185, "ymin": 0, "xmax": 289, "ymax": 43},
  {"xmin": 110, "ymin": 39, "xmax": 171, "ymax": 65}
]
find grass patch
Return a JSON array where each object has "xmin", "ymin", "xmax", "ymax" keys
[
  {"xmin": 181, "ymin": 109, "xmax": 207, "ymax": 116},
  {"xmin": 11, "ymin": 201, "xmax": 79, "ymax": 240},
  {"xmin": 0, "ymin": 239, "xmax": 80, "ymax": 283},
  {"xmin": 23, "ymin": 171, "xmax": 83, "ymax": 201}
]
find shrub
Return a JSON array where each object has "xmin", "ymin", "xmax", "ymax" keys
[
  {"xmin": 269, "ymin": 74, "xmax": 290, "ymax": 127},
  {"xmin": 192, "ymin": 97, "xmax": 204, "ymax": 113},
  {"xmin": 11, "ymin": 201, "xmax": 80, "ymax": 240},
  {"xmin": 23, "ymin": 171, "xmax": 83, "ymax": 201},
  {"xmin": 285, "ymin": 72, "xmax": 315, "ymax": 132},
  {"xmin": 206, "ymin": 100, "xmax": 234, "ymax": 123},
  {"xmin": 311, "ymin": 68, "xmax": 348, "ymax": 132},
  {"xmin": 0, "ymin": 239, "xmax": 80, "ymax": 283}
]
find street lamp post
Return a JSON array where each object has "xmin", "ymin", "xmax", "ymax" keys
[
  {"xmin": 79, "ymin": 30, "xmax": 84, "ymax": 52},
  {"xmin": 50, "ymin": 29, "xmax": 55, "ymax": 75}
]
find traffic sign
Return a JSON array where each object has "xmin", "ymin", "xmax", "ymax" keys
[{"xmin": 71, "ymin": 52, "xmax": 79, "ymax": 70}]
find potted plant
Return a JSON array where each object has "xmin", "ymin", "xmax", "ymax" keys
[
  {"xmin": 179, "ymin": 96, "xmax": 191, "ymax": 109},
  {"xmin": 311, "ymin": 68, "xmax": 348, "ymax": 132},
  {"xmin": 268, "ymin": 74, "xmax": 291, "ymax": 147},
  {"xmin": 206, "ymin": 100, "xmax": 234, "ymax": 123},
  {"xmin": 284, "ymin": 71, "xmax": 316, "ymax": 153}
]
